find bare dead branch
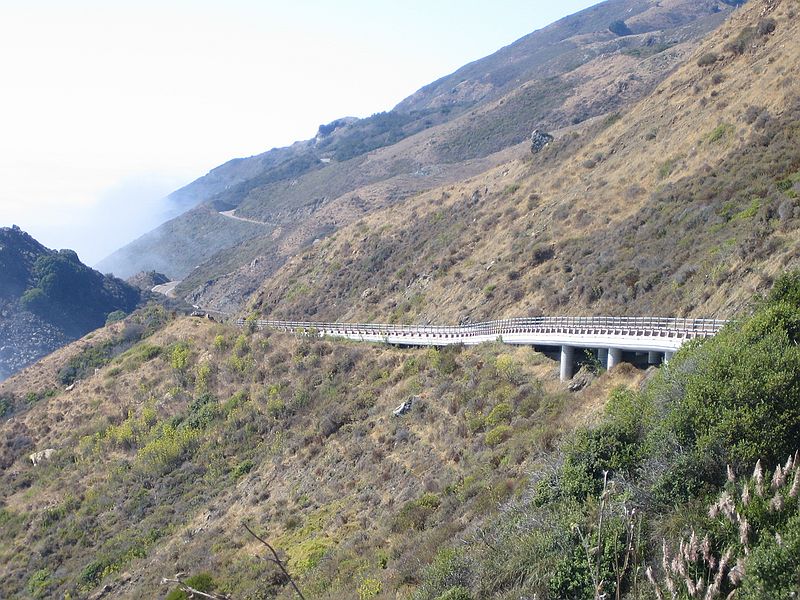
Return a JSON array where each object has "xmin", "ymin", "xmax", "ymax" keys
[
  {"xmin": 243, "ymin": 523, "xmax": 307, "ymax": 600},
  {"xmin": 160, "ymin": 574, "xmax": 231, "ymax": 599}
]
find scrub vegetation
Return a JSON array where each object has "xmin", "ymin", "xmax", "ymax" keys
[{"xmin": 2, "ymin": 272, "xmax": 800, "ymax": 598}]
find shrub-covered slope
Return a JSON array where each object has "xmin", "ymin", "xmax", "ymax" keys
[
  {"xmin": 3, "ymin": 270, "xmax": 800, "ymax": 598},
  {"xmin": 252, "ymin": 0, "xmax": 799, "ymax": 323},
  {"xmin": 0, "ymin": 226, "xmax": 141, "ymax": 380},
  {"xmin": 0, "ymin": 303, "xmax": 624, "ymax": 598},
  {"xmin": 97, "ymin": 0, "xmax": 736, "ymax": 313}
]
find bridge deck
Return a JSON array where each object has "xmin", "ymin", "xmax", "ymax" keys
[{"xmin": 238, "ymin": 316, "xmax": 726, "ymax": 353}]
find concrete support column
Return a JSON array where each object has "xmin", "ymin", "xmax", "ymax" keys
[
  {"xmin": 560, "ymin": 345, "xmax": 575, "ymax": 381},
  {"xmin": 648, "ymin": 351, "xmax": 660, "ymax": 365},
  {"xmin": 607, "ymin": 347, "xmax": 622, "ymax": 370},
  {"xmin": 664, "ymin": 351, "xmax": 675, "ymax": 364},
  {"xmin": 597, "ymin": 348, "xmax": 609, "ymax": 367}
]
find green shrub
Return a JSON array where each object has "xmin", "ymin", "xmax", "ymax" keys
[
  {"xmin": 485, "ymin": 424, "xmax": 512, "ymax": 447},
  {"xmin": 414, "ymin": 548, "xmax": 472, "ymax": 600},
  {"xmin": 232, "ymin": 459, "xmax": 255, "ymax": 478},
  {"xmin": 697, "ymin": 52, "xmax": 718, "ymax": 67},
  {"xmin": 105, "ymin": 310, "xmax": 126, "ymax": 324},
  {"xmin": 170, "ymin": 341, "xmax": 191, "ymax": 372},
  {"xmin": 223, "ymin": 390, "xmax": 248, "ymax": 414},
  {"xmin": 165, "ymin": 573, "xmax": 216, "ymax": 600},
  {"xmin": 185, "ymin": 393, "xmax": 220, "ymax": 430},
  {"xmin": 136, "ymin": 424, "xmax": 198, "ymax": 474},
  {"xmin": 357, "ymin": 577, "xmax": 382, "ymax": 599},
  {"xmin": 644, "ymin": 272, "xmax": 800, "ymax": 499},
  {"xmin": 707, "ymin": 123, "xmax": 734, "ymax": 143},
  {"xmin": 233, "ymin": 334, "xmax": 250, "ymax": 357},
  {"xmin": 608, "ymin": 19, "xmax": 632, "ymax": 36},
  {"xmin": 485, "ymin": 402, "xmax": 512, "ymax": 427},
  {"xmin": 213, "ymin": 334, "xmax": 227, "ymax": 351},
  {"xmin": 58, "ymin": 340, "xmax": 117, "ymax": 385},
  {"xmin": 657, "ymin": 158, "xmax": 678, "ymax": 179},
  {"xmin": 0, "ymin": 395, "xmax": 12, "ymax": 418},
  {"xmin": 494, "ymin": 354, "xmax": 517, "ymax": 381},
  {"xmin": 393, "ymin": 493, "xmax": 441, "ymax": 532},
  {"xmin": 195, "ymin": 363, "xmax": 212, "ymax": 394},
  {"xmin": 435, "ymin": 587, "xmax": 472, "ymax": 600},
  {"xmin": 739, "ymin": 513, "xmax": 800, "ymax": 598},
  {"xmin": 466, "ymin": 412, "xmax": 486, "ymax": 434},
  {"xmin": 27, "ymin": 568, "xmax": 52, "ymax": 598},
  {"xmin": 267, "ymin": 397, "xmax": 286, "ymax": 418},
  {"xmin": 78, "ymin": 556, "xmax": 113, "ymax": 589}
]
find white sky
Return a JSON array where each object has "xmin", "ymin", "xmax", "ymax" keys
[{"xmin": 0, "ymin": 0, "xmax": 598, "ymax": 265}]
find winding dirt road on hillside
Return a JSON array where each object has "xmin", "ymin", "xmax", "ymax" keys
[
  {"xmin": 151, "ymin": 281, "xmax": 180, "ymax": 297},
  {"xmin": 219, "ymin": 210, "xmax": 268, "ymax": 225}
]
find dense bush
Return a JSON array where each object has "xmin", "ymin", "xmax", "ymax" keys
[
  {"xmin": 165, "ymin": 573, "xmax": 217, "ymax": 600},
  {"xmin": 412, "ymin": 271, "xmax": 800, "ymax": 599},
  {"xmin": 608, "ymin": 19, "xmax": 633, "ymax": 37},
  {"xmin": 697, "ymin": 52, "xmax": 719, "ymax": 67}
]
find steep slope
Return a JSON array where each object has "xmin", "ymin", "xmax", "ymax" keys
[
  {"xmin": 4, "ymin": 239, "xmax": 800, "ymax": 598},
  {"xmin": 0, "ymin": 309, "xmax": 635, "ymax": 598},
  {"xmin": 251, "ymin": 0, "xmax": 799, "ymax": 324},
  {"xmin": 0, "ymin": 226, "xmax": 143, "ymax": 380},
  {"xmin": 97, "ymin": 0, "xmax": 737, "ymax": 315}
]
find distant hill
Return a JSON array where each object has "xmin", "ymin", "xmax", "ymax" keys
[
  {"xmin": 96, "ymin": 0, "xmax": 737, "ymax": 315},
  {"xmin": 0, "ymin": 226, "xmax": 141, "ymax": 380}
]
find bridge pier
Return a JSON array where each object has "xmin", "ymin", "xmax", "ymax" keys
[
  {"xmin": 597, "ymin": 348, "xmax": 609, "ymax": 368},
  {"xmin": 648, "ymin": 351, "xmax": 660, "ymax": 365},
  {"xmin": 664, "ymin": 351, "xmax": 675, "ymax": 364},
  {"xmin": 560, "ymin": 345, "xmax": 575, "ymax": 381},
  {"xmin": 607, "ymin": 347, "xmax": 622, "ymax": 370}
]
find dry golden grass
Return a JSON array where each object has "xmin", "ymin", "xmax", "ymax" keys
[{"xmin": 1, "ymin": 313, "xmax": 645, "ymax": 598}]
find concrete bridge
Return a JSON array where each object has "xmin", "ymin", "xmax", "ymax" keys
[{"xmin": 237, "ymin": 316, "xmax": 726, "ymax": 380}]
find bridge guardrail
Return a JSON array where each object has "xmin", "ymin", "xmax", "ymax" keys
[{"xmin": 236, "ymin": 316, "xmax": 727, "ymax": 339}]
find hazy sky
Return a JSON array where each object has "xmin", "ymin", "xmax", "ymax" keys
[{"xmin": 0, "ymin": 0, "xmax": 598, "ymax": 265}]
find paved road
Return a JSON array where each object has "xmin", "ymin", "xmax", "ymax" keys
[{"xmin": 219, "ymin": 210, "xmax": 267, "ymax": 225}]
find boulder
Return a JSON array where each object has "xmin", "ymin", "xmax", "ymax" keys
[
  {"xmin": 530, "ymin": 130, "xmax": 554, "ymax": 154},
  {"xmin": 29, "ymin": 448, "xmax": 56, "ymax": 466},
  {"xmin": 392, "ymin": 398, "xmax": 414, "ymax": 417}
]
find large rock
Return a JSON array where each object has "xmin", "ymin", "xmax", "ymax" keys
[{"xmin": 530, "ymin": 130, "xmax": 554, "ymax": 154}]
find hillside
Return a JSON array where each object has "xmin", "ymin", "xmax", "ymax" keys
[
  {"xmin": 252, "ymin": 0, "xmax": 799, "ymax": 324},
  {"xmin": 8, "ymin": 2, "xmax": 800, "ymax": 598},
  {"xmin": 3, "ymin": 252, "xmax": 800, "ymax": 598},
  {"xmin": 97, "ymin": 0, "xmax": 737, "ymax": 316},
  {"xmin": 0, "ymin": 298, "xmax": 643, "ymax": 599},
  {"xmin": 0, "ymin": 226, "xmax": 142, "ymax": 381}
]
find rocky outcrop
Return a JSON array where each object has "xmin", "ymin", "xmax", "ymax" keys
[
  {"xmin": 530, "ymin": 130, "xmax": 554, "ymax": 154},
  {"xmin": 127, "ymin": 270, "xmax": 170, "ymax": 291}
]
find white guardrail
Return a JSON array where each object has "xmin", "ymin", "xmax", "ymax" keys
[{"xmin": 235, "ymin": 316, "xmax": 727, "ymax": 352}]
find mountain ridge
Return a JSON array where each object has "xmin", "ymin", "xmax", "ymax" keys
[
  {"xmin": 250, "ymin": 0, "xmax": 797, "ymax": 325},
  {"xmin": 96, "ymin": 0, "xmax": 737, "ymax": 318}
]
